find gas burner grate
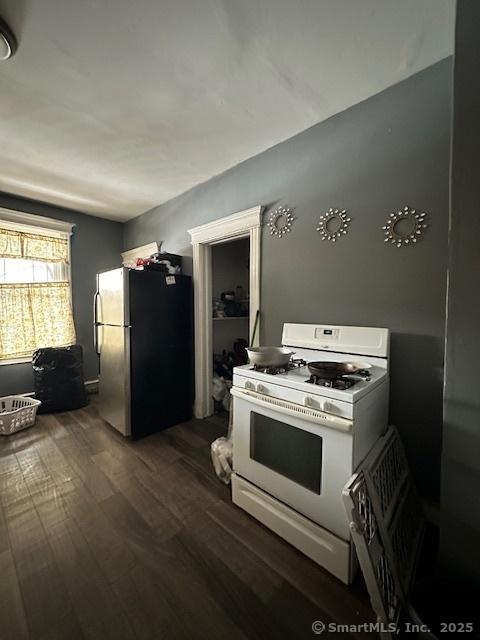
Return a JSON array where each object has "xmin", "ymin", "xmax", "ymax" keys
[
  {"xmin": 356, "ymin": 369, "xmax": 372, "ymax": 380},
  {"xmin": 305, "ymin": 369, "xmax": 371, "ymax": 389},
  {"xmin": 290, "ymin": 358, "xmax": 307, "ymax": 368},
  {"xmin": 251, "ymin": 358, "xmax": 307, "ymax": 375},
  {"xmin": 306, "ymin": 376, "xmax": 357, "ymax": 390}
]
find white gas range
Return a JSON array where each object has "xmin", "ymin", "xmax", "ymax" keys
[{"xmin": 231, "ymin": 323, "xmax": 390, "ymax": 584}]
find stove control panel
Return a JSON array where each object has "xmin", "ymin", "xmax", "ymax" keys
[
  {"xmin": 233, "ymin": 374, "xmax": 354, "ymax": 419},
  {"xmin": 245, "ymin": 380, "xmax": 270, "ymax": 395},
  {"xmin": 282, "ymin": 323, "xmax": 390, "ymax": 358},
  {"xmin": 314, "ymin": 327, "xmax": 340, "ymax": 349},
  {"xmin": 304, "ymin": 396, "xmax": 337, "ymax": 415},
  {"xmin": 315, "ymin": 327, "xmax": 339, "ymax": 339}
]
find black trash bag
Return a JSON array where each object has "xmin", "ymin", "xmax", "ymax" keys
[{"xmin": 32, "ymin": 344, "xmax": 88, "ymax": 413}]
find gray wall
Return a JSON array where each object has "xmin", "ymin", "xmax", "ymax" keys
[
  {"xmin": 440, "ymin": 1, "xmax": 480, "ymax": 586},
  {"xmin": 125, "ymin": 59, "xmax": 452, "ymax": 502},
  {"xmin": 0, "ymin": 192, "xmax": 123, "ymax": 395}
]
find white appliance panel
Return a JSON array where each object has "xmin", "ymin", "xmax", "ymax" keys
[
  {"xmin": 232, "ymin": 474, "xmax": 353, "ymax": 584},
  {"xmin": 232, "ymin": 377, "xmax": 354, "ymax": 419},
  {"xmin": 97, "ymin": 324, "xmax": 131, "ymax": 436},
  {"xmin": 232, "ymin": 391, "xmax": 353, "ymax": 540},
  {"xmin": 282, "ymin": 323, "xmax": 389, "ymax": 358},
  {"xmin": 97, "ymin": 267, "xmax": 128, "ymax": 326}
]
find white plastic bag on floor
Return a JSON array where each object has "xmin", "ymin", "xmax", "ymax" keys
[
  {"xmin": 211, "ymin": 437, "xmax": 233, "ymax": 485},
  {"xmin": 212, "ymin": 375, "xmax": 226, "ymax": 403},
  {"xmin": 211, "ymin": 407, "xmax": 234, "ymax": 484},
  {"xmin": 212, "ymin": 375, "xmax": 232, "ymax": 412}
]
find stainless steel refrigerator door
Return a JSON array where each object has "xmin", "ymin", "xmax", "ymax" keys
[
  {"xmin": 97, "ymin": 267, "xmax": 129, "ymax": 326},
  {"xmin": 97, "ymin": 324, "xmax": 131, "ymax": 436}
]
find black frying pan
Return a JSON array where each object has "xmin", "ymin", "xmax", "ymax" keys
[{"xmin": 307, "ymin": 361, "xmax": 369, "ymax": 380}]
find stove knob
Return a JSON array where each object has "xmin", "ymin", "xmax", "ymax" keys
[
  {"xmin": 320, "ymin": 400, "xmax": 329, "ymax": 412},
  {"xmin": 245, "ymin": 380, "xmax": 255, "ymax": 390},
  {"xmin": 256, "ymin": 383, "xmax": 267, "ymax": 394},
  {"xmin": 303, "ymin": 396, "xmax": 314, "ymax": 407}
]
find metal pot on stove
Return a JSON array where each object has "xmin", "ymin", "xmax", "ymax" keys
[{"xmin": 245, "ymin": 346, "xmax": 295, "ymax": 369}]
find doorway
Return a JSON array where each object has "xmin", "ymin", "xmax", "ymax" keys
[
  {"xmin": 212, "ymin": 237, "xmax": 250, "ymax": 414},
  {"xmin": 188, "ymin": 206, "xmax": 262, "ymax": 419}
]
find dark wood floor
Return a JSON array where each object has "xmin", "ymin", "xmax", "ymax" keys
[{"xmin": 0, "ymin": 401, "xmax": 375, "ymax": 640}]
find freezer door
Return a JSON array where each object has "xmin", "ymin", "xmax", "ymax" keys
[
  {"xmin": 97, "ymin": 267, "xmax": 129, "ymax": 326},
  {"xmin": 98, "ymin": 325, "xmax": 131, "ymax": 436}
]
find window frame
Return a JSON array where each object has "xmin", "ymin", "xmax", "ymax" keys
[{"xmin": 0, "ymin": 207, "xmax": 74, "ymax": 366}]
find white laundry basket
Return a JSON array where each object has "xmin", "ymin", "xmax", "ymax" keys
[{"xmin": 0, "ymin": 396, "xmax": 41, "ymax": 435}]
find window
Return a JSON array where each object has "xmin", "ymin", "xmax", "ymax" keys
[
  {"xmin": 0, "ymin": 258, "xmax": 68, "ymax": 283},
  {"xmin": 0, "ymin": 214, "xmax": 76, "ymax": 363}
]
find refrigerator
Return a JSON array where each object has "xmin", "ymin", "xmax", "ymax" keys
[{"xmin": 94, "ymin": 267, "xmax": 193, "ymax": 437}]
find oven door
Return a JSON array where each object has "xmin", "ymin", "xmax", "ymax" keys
[{"xmin": 231, "ymin": 387, "xmax": 353, "ymax": 540}]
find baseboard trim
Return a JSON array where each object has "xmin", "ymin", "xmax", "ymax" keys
[
  {"xmin": 17, "ymin": 379, "xmax": 99, "ymax": 398},
  {"xmin": 85, "ymin": 379, "xmax": 99, "ymax": 394}
]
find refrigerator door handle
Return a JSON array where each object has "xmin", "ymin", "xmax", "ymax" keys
[
  {"xmin": 93, "ymin": 291, "xmax": 101, "ymax": 355},
  {"xmin": 97, "ymin": 324, "xmax": 103, "ymax": 355},
  {"xmin": 94, "ymin": 290, "xmax": 101, "ymax": 324},
  {"xmin": 94, "ymin": 324, "xmax": 102, "ymax": 356}
]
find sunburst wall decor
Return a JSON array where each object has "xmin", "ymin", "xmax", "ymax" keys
[
  {"xmin": 382, "ymin": 205, "xmax": 428, "ymax": 248},
  {"xmin": 267, "ymin": 205, "xmax": 295, "ymax": 238},
  {"xmin": 316, "ymin": 208, "xmax": 351, "ymax": 242}
]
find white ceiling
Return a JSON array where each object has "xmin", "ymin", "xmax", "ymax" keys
[{"xmin": 0, "ymin": 0, "xmax": 455, "ymax": 221}]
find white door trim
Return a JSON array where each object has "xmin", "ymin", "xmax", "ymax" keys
[{"xmin": 188, "ymin": 205, "xmax": 262, "ymax": 418}]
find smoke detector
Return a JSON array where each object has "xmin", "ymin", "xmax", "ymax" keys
[{"xmin": 0, "ymin": 18, "xmax": 16, "ymax": 60}]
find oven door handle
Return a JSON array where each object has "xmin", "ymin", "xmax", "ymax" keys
[{"xmin": 231, "ymin": 387, "xmax": 353, "ymax": 433}]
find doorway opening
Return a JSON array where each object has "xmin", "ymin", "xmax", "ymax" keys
[
  {"xmin": 212, "ymin": 237, "xmax": 250, "ymax": 414},
  {"xmin": 188, "ymin": 206, "xmax": 262, "ymax": 419}
]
